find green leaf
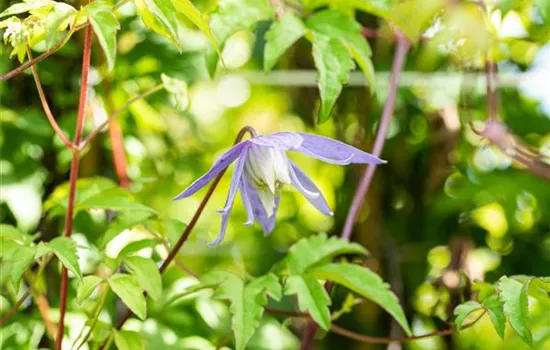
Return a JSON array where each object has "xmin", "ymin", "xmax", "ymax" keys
[
  {"xmin": 453, "ymin": 300, "xmax": 482, "ymax": 329},
  {"xmin": 10, "ymin": 245, "xmax": 37, "ymax": 285},
  {"xmin": 165, "ymin": 281, "xmax": 222, "ymax": 306},
  {"xmin": 206, "ymin": 0, "xmax": 274, "ymax": 75},
  {"xmin": 124, "ymin": 256, "xmax": 162, "ymax": 301},
  {"xmin": 44, "ymin": 177, "xmax": 118, "ymax": 215},
  {"xmin": 118, "ymin": 239, "xmax": 160, "ymax": 260},
  {"xmin": 277, "ymin": 233, "xmax": 367, "ymax": 275},
  {"xmin": 43, "ymin": 7, "xmax": 75, "ymax": 49},
  {"xmin": 535, "ymin": 0, "xmax": 550, "ymax": 22},
  {"xmin": 108, "ymin": 273, "xmax": 146, "ymax": 320},
  {"xmin": 498, "ymin": 276, "xmax": 533, "ymax": 346},
  {"xmin": 472, "ymin": 281, "xmax": 497, "ymax": 303},
  {"xmin": 145, "ymin": 0, "xmax": 180, "ymax": 45},
  {"xmin": 37, "ymin": 237, "xmax": 82, "ymax": 280},
  {"xmin": 169, "ymin": 0, "xmax": 219, "ymax": 53},
  {"xmin": 0, "ymin": 224, "xmax": 25, "ymax": 242},
  {"xmin": 311, "ymin": 262, "xmax": 412, "ymax": 335},
  {"xmin": 158, "ymin": 218, "xmax": 187, "ymax": 247},
  {"xmin": 0, "ymin": 238, "xmax": 20, "ymax": 260},
  {"xmin": 263, "ymin": 13, "xmax": 306, "ymax": 72},
  {"xmin": 348, "ymin": 0, "xmax": 393, "ymax": 18},
  {"xmin": 246, "ymin": 273, "xmax": 282, "ymax": 301},
  {"xmin": 77, "ymin": 275, "xmax": 104, "ymax": 304},
  {"xmin": 113, "ymin": 329, "xmax": 144, "ymax": 350},
  {"xmin": 85, "ymin": 1, "xmax": 120, "ymax": 71},
  {"xmin": 98, "ymin": 211, "xmax": 154, "ymax": 248},
  {"xmin": 0, "ymin": 0, "xmax": 56, "ymax": 18},
  {"xmin": 134, "ymin": 0, "xmax": 180, "ymax": 48},
  {"xmin": 331, "ymin": 293, "xmax": 362, "ymax": 321},
  {"xmin": 284, "ymin": 275, "xmax": 331, "ymax": 330},
  {"xmin": 483, "ymin": 295, "xmax": 506, "ymax": 339},
  {"xmin": 307, "ymin": 10, "xmax": 375, "ymax": 89},
  {"xmin": 311, "ymin": 33, "xmax": 355, "ymax": 122},
  {"xmin": 161, "ymin": 74, "xmax": 190, "ymax": 111},
  {"xmin": 206, "ymin": 272, "xmax": 281, "ymax": 350},
  {"xmin": 76, "ymin": 194, "xmax": 156, "ymax": 214},
  {"xmin": 391, "ymin": 0, "xmax": 444, "ymax": 42}
]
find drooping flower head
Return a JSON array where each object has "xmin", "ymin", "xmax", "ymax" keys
[{"xmin": 174, "ymin": 131, "xmax": 385, "ymax": 246}]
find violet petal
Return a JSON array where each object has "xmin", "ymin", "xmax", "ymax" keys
[
  {"xmin": 289, "ymin": 161, "xmax": 333, "ymax": 216},
  {"xmin": 209, "ymin": 148, "xmax": 248, "ymax": 246},
  {"xmin": 296, "ymin": 133, "xmax": 385, "ymax": 165},
  {"xmin": 173, "ymin": 141, "xmax": 249, "ymax": 200}
]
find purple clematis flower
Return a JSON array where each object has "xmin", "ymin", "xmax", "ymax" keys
[{"xmin": 174, "ymin": 132, "xmax": 385, "ymax": 246}]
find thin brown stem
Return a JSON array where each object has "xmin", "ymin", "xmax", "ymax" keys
[
  {"xmin": 330, "ymin": 310, "xmax": 486, "ymax": 344},
  {"xmin": 301, "ymin": 34, "xmax": 411, "ymax": 350},
  {"xmin": 26, "ymin": 47, "xmax": 76, "ymax": 150},
  {"xmin": 0, "ymin": 254, "xmax": 54, "ymax": 328},
  {"xmin": 79, "ymin": 84, "xmax": 164, "ymax": 150},
  {"xmin": 265, "ymin": 307, "xmax": 486, "ymax": 345},
  {"xmin": 0, "ymin": 29, "xmax": 77, "ymax": 81},
  {"xmin": 0, "ymin": 291, "xmax": 30, "ymax": 327},
  {"xmin": 106, "ymin": 126, "xmax": 258, "ymax": 336},
  {"xmin": 0, "ymin": 0, "xmax": 128, "ymax": 81},
  {"xmin": 485, "ymin": 60, "xmax": 498, "ymax": 122},
  {"xmin": 340, "ymin": 35, "xmax": 411, "ymax": 240},
  {"xmin": 56, "ymin": 25, "xmax": 93, "ymax": 350}
]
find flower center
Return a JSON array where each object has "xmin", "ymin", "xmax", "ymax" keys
[{"xmin": 243, "ymin": 145, "xmax": 291, "ymax": 215}]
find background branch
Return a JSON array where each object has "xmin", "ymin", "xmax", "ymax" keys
[
  {"xmin": 79, "ymin": 84, "xmax": 164, "ymax": 150},
  {"xmin": 301, "ymin": 34, "xmax": 411, "ymax": 350}
]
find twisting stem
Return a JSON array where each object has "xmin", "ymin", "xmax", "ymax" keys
[
  {"xmin": 79, "ymin": 84, "xmax": 164, "ymax": 151},
  {"xmin": 55, "ymin": 25, "xmax": 93, "ymax": 350},
  {"xmin": 265, "ymin": 307, "xmax": 486, "ymax": 345},
  {"xmin": 0, "ymin": 29, "xmax": 77, "ymax": 81},
  {"xmin": 0, "ymin": 0, "xmax": 128, "ymax": 81},
  {"xmin": 0, "ymin": 291, "xmax": 30, "ymax": 327},
  {"xmin": 330, "ymin": 310, "xmax": 486, "ymax": 344},
  {"xmin": 74, "ymin": 287, "xmax": 108, "ymax": 350},
  {"xmin": 485, "ymin": 60, "xmax": 498, "ymax": 122},
  {"xmin": 26, "ymin": 47, "xmax": 76, "ymax": 150},
  {"xmin": 103, "ymin": 126, "xmax": 257, "ymax": 337},
  {"xmin": 300, "ymin": 35, "xmax": 411, "ymax": 350},
  {"xmin": 0, "ymin": 254, "xmax": 54, "ymax": 327}
]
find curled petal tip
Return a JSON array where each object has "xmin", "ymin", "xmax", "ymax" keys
[
  {"xmin": 172, "ymin": 193, "xmax": 189, "ymax": 201},
  {"xmin": 208, "ymin": 235, "xmax": 224, "ymax": 247}
]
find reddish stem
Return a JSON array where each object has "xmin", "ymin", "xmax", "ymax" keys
[
  {"xmin": 300, "ymin": 35, "xmax": 411, "ymax": 350},
  {"xmin": 103, "ymin": 81, "xmax": 131, "ymax": 188},
  {"xmin": 108, "ymin": 119, "xmax": 131, "ymax": 188},
  {"xmin": 341, "ymin": 36, "xmax": 411, "ymax": 240},
  {"xmin": 55, "ymin": 25, "xmax": 93, "ymax": 350}
]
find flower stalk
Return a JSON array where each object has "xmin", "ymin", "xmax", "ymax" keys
[{"xmin": 104, "ymin": 126, "xmax": 258, "ymax": 337}]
